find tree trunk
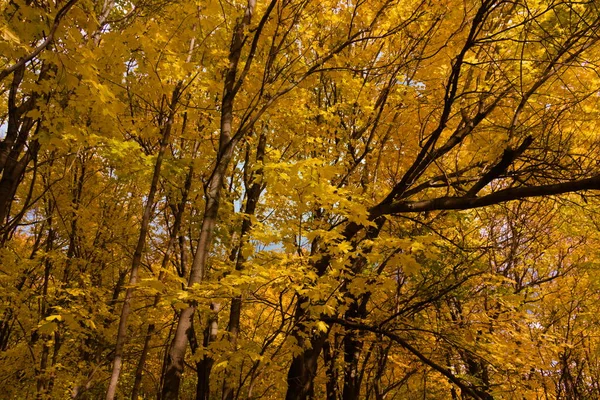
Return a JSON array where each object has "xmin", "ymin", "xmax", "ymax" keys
[
  {"xmin": 36, "ymin": 206, "xmax": 55, "ymax": 399},
  {"xmin": 222, "ymin": 132, "xmax": 266, "ymax": 400},
  {"xmin": 284, "ymin": 217, "xmax": 383, "ymax": 400},
  {"xmin": 162, "ymin": 307, "xmax": 195, "ymax": 400},
  {"xmin": 342, "ymin": 330, "xmax": 362, "ymax": 400},
  {"xmin": 131, "ymin": 164, "xmax": 193, "ymax": 400},
  {"xmin": 0, "ymin": 61, "xmax": 50, "ymax": 228},
  {"xmin": 323, "ymin": 337, "xmax": 339, "ymax": 400},
  {"xmin": 161, "ymin": 159, "xmax": 229, "ymax": 399},
  {"xmin": 195, "ymin": 303, "xmax": 220, "ymax": 400},
  {"xmin": 161, "ymin": 1, "xmax": 264, "ymax": 397},
  {"xmin": 105, "ymin": 84, "xmax": 181, "ymax": 400},
  {"xmin": 342, "ymin": 295, "xmax": 370, "ymax": 400},
  {"xmin": 285, "ymin": 331, "xmax": 328, "ymax": 400},
  {"xmin": 285, "ymin": 294, "xmax": 329, "ymax": 400},
  {"xmin": 131, "ymin": 323, "xmax": 153, "ymax": 400}
]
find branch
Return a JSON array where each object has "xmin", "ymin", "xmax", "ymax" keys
[
  {"xmin": 466, "ymin": 135, "xmax": 533, "ymax": 197},
  {"xmin": 0, "ymin": 0, "xmax": 79, "ymax": 82},
  {"xmin": 381, "ymin": 0, "xmax": 496, "ymax": 203},
  {"xmin": 401, "ymin": 163, "xmax": 485, "ymax": 198},
  {"xmin": 376, "ymin": 174, "xmax": 600, "ymax": 215},
  {"xmin": 322, "ymin": 318, "xmax": 491, "ymax": 400},
  {"xmin": 231, "ymin": 0, "xmax": 278, "ymax": 97}
]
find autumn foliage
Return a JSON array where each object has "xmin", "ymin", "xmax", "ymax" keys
[{"xmin": 1, "ymin": 0, "xmax": 600, "ymax": 399}]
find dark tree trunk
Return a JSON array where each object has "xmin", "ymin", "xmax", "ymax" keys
[
  {"xmin": 323, "ymin": 337, "xmax": 339, "ymax": 400},
  {"xmin": 221, "ymin": 132, "xmax": 266, "ymax": 400}
]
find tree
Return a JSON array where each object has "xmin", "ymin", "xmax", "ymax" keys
[{"xmin": 1, "ymin": 0, "xmax": 600, "ymax": 399}]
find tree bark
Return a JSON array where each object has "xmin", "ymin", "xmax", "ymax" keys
[
  {"xmin": 36, "ymin": 197, "xmax": 55, "ymax": 399},
  {"xmin": 160, "ymin": 1, "xmax": 269, "ymax": 398},
  {"xmin": 105, "ymin": 84, "xmax": 181, "ymax": 400},
  {"xmin": 286, "ymin": 329, "xmax": 328, "ymax": 400},
  {"xmin": 323, "ymin": 336, "xmax": 339, "ymax": 400},
  {"xmin": 131, "ymin": 164, "xmax": 193, "ymax": 400},
  {"xmin": 0, "ymin": 63, "xmax": 39, "ymax": 226},
  {"xmin": 342, "ymin": 303, "xmax": 363, "ymax": 400},
  {"xmin": 221, "ymin": 132, "xmax": 266, "ymax": 400}
]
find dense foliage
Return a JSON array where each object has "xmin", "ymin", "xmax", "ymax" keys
[{"xmin": 1, "ymin": 0, "xmax": 600, "ymax": 399}]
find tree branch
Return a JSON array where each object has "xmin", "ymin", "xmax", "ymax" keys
[
  {"xmin": 0, "ymin": 0, "xmax": 79, "ymax": 82},
  {"xmin": 322, "ymin": 318, "xmax": 491, "ymax": 400},
  {"xmin": 375, "ymin": 174, "xmax": 600, "ymax": 215},
  {"xmin": 466, "ymin": 135, "xmax": 533, "ymax": 197}
]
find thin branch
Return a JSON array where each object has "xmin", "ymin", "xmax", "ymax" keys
[{"xmin": 0, "ymin": 0, "xmax": 79, "ymax": 82}]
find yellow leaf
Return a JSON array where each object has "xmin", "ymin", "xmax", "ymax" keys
[{"xmin": 316, "ymin": 321, "xmax": 328, "ymax": 332}]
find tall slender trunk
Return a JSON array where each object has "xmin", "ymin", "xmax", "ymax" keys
[
  {"xmin": 221, "ymin": 132, "xmax": 266, "ymax": 400},
  {"xmin": 63, "ymin": 158, "xmax": 86, "ymax": 283},
  {"xmin": 36, "ymin": 201, "xmax": 55, "ymax": 399},
  {"xmin": 323, "ymin": 335, "xmax": 339, "ymax": 400},
  {"xmin": 196, "ymin": 303, "xmax": 220, "ymax": 400},
  {"xmin": 193, "ymin": 154, "xmax": 242, "ymax": 400},
  {"xmin": 0, "ymin": 134, "xmax": 39, "ymax": 226},
  {"xmin": 161, "ymin": 154, "xmax": 233, "ymax": 400},
  {"xmin": 0, "ymin": 61, "xmax": 49, "ymax": 228},
  {"xmin": 40, "ymin": 157, "xmax": 85, "ymax": 397},
  {"xmin": 341, "ymin": 297, "xmax": 367, "ymax": 400},
  {"xmin": 161, "ymin": 1, "xmax": 268, "ymax": 398},
  {"xmin": 131, "ymin": 163, "xmax": 194, "ymax": 400},
  {"xmin": 158, "ymin": 319, "xmax": 177, "ymax": 399},
  {"xmin": 105, "ymin": 84, "xmax": 181, "ymax": 400}
]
